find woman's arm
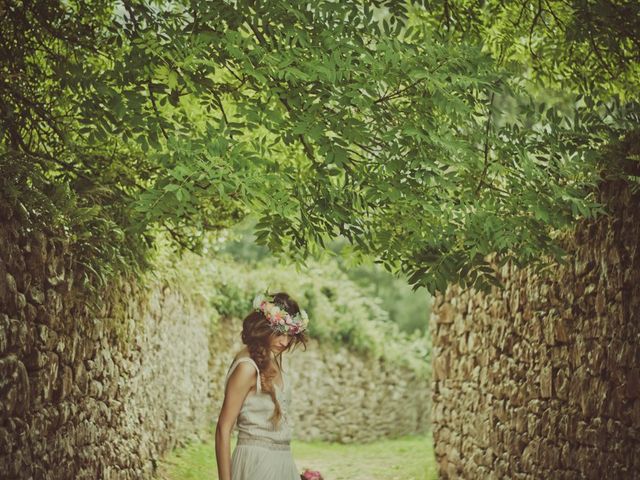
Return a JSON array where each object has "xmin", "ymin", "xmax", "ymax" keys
[{"xmin": 215, "ymin": 362, "xmax": 257, "ymax": 480}]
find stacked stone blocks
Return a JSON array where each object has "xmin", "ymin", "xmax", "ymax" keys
[{"xmin": 430, "ymin": 180, "xmax": 640, "ymax": 479}]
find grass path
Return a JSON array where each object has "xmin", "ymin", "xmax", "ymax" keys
[{"xmin": 155, "ymin": 423, "xmax": 438, "ymax": 480}]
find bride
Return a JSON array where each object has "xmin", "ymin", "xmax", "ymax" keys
[{"xmin": 215, "ymin": 292, "xmax": 309, "ymax": 480}]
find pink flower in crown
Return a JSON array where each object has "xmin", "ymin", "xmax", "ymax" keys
[{"xmin": 253, "ymin": 293, "xmax": 309, "ymax": 336}]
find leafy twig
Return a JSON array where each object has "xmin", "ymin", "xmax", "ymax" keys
[{"xmin": 474, "ymin": 91, "xmax": 496, "ymax": 196}]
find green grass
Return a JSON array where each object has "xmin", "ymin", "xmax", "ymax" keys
[{"xmin": 155, "ymin": 423, "xmax": 438, "ymax": 480}]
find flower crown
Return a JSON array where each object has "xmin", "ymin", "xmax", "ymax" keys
[{"xmin": 253, "ymin": 293, "xmax": 309, "ymax": 335}]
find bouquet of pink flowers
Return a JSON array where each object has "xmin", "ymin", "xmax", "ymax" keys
[{"xmin": 300, "ymin": 468, "xmax": 324, "ymax": 480}]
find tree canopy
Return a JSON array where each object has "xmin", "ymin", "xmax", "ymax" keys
[{"xmin": 1, "ymin": 0, "xmax": 638, "ymax": 294}]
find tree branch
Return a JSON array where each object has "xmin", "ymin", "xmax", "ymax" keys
[
  {"xmin": 147, "ymin": 81, "xmax": 169, "ymax": 141},
  {"xmin": 244, "ymin": 19, "xmax": 322, "ymax": 168},
  {"xmin": 475, "ymin": 91, "xmax": 496, "ymax": 196},
  {"xmin": 373, "ymin": 59, "xmax": 447, "ymax": 105},
  {"xmin": 528, "ymin": 0, "xmax": 544, "ymax": 61}
]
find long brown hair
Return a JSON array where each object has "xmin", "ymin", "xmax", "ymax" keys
[{"xmin": 241, "ymin": 292, "xmax": 308, "ymax": 428}]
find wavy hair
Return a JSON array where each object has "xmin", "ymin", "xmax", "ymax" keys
[{"xmin": 241, "ymin": 292, "xmax": 308, "ymax": 428}]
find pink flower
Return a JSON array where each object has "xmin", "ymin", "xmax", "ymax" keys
[{"xmin": 301, "ymin": 469, "xmax": 323, "ymax": 480}]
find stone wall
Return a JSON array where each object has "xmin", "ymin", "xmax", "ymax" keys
[
  {"xmin": 430, "ymin": 179, "xmax": 640, "ymax": 479},
  {"xmin": 0, "ymin": 205, "xmax": 212, "ymax": 480},
  {"xmin": 1, "ymin": 199, "xmax": 430, "ymax": 480},
  {"xmin": 288, "ymin": 341, "xmax": 430, "ymax": 443},
  {"xmin": 208, "ymin": 318, "xmax": 431, "ymax": 444}
]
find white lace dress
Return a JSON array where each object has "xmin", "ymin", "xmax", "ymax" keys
[{"xmin": 223, "ymin": 356, "xmax": 300, "ymax": 480}]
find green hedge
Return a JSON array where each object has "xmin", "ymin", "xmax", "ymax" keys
[{"xmin": 152, "ymin": 233, "xmax": 430, "ymax": 376}]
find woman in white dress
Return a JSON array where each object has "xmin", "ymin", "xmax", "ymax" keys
[{"xmin": 215, "ymin": 292, "xmax": 309, "ymax": 480}]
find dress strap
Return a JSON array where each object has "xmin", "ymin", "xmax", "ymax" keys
[{"xmin": 225, "ymin": 357, "xmax": 261, "ymax": 394}]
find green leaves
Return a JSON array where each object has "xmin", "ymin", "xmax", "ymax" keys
[{"xmin": 4, "ymin": 0, "xmax": 637, "ymax": 298}]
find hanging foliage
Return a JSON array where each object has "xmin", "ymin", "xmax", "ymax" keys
[{"xmin": 1, "ymin": 0, "xmax": 638, "ymax": 294}]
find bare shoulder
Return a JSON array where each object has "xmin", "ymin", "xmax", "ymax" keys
[
  {"xmin": 230, "ymin": 360, "xmax": 257, "ymax": 381},
  {"xmin": 233, "ymin": 347, "xmax": 251, "ymax": 362},
  {"xmin": 226, "ymin": 361, "xmax": 257, "ymax": 395}
]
